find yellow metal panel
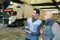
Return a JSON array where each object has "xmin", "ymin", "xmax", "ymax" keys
[
  {"xmin": 20, "ymin": 0, "xmax": 31, "ymax": 4},
  {"xmin": 20, "ymin": 0, "xmax": 52, "ymax": 4},
  {"xmin": 34, "ymin": 6, "xmax": 56, "ymax": 8},
  {"xmin": 31, "ymin": 0, "xmax": 52, "ymax": 4},
  {"xmin": 39, "ymin": 6, "xmax": 56, "ymax": 8},
  {"xmin": 56, "ymin": 0, "xmax": 60, "ymax": 2}
]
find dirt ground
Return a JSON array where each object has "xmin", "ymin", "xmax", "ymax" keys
[{"xmin": 0, "ymin": 24, "xmax": 42, "ymax": 40}]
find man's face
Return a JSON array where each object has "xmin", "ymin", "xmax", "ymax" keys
[
  {"xmin": 44, "ymin": 12, "xmax": 51, "ymax": 20},
  {"xmin": 32, "ymin": 10, "xmax": 37, "ymax": 18}
]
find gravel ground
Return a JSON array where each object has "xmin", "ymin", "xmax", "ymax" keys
[
  {"xmin": 0, "ymin": 24, "xmax": 42, "ymax": 40},
  {"xmin": 0, "ymin": 24, "xmax": 25, "ymax": 40}
]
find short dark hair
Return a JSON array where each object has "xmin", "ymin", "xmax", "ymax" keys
[{"xmin": 33, "ymin": 8, "xmax": 40, "ymax": 15}]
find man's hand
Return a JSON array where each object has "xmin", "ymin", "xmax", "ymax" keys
[
  {"xmin": 40, "ymin": 28, "xmax": 44, "ymax": 34},
  {"xmin": 25, "ymin": 26, "xmax": 28, "ymax": 28},
  {"xmin": 24, "ymin": 26, "xmax": 31, "ymax": 34},
  {"xmin": 25, "ymin": 29, "xmax": 31, "ymax": 34}
]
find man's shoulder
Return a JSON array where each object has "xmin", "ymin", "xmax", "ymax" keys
[
  {"xmin": 27, "ymin": 18, "xmax": 32, "ymax": 19},
  {"xmin": 37, "ymin": 19, "xmax": 42, "ymax": 23},
  {"xmin": 27, "ymin": 18, "xmax": 42, "ymax": 23},
  {"xmin": 27, "ymin": 18, "xmax": 32, "ymax": 21},
  {"xmin": 52, "ymin": 22, "xmax": 60, "ymax": 29},
  {"xmin": 53, "ymin": 22, "xmax": 59, "ymax": 26}
]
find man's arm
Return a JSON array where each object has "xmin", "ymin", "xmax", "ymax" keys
[
  {"xmin": 52, "ymin": 22, "xmax": 60, "ymax": 35},
  {"xmin": 22, "ymin": 21, "xmax": 29, "ymax": 30},
  {"xmin": 40, "ymin": 22, "xmax": 43, "ymax": 34}
]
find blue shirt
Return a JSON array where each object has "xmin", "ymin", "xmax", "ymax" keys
[{"xmin": 25, "ymin": 18, "xmax": 42, "ymax": 40}]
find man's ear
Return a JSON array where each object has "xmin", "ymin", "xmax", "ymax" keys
[{"xmin": 37, "ymin": 14, "xmax": 39, "ymax": 16}]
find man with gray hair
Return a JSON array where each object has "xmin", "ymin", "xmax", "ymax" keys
[{"xmin": 41, "ymin": 11, "xmax": 60, "ymax": 40}]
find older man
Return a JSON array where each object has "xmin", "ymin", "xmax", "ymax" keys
[{"xmin": 42, "ymin": 11, "xmax": 60, "ymax": 40}]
